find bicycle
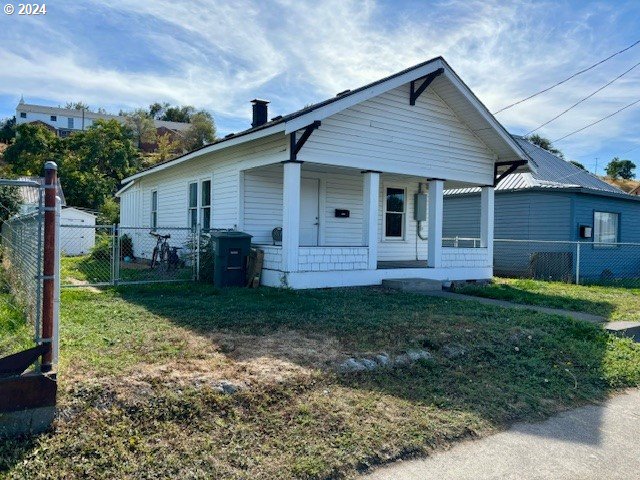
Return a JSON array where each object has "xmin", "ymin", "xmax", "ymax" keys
[{"xmin": 149, "ymin": 231, "xmax": 171, "ymax": 270}]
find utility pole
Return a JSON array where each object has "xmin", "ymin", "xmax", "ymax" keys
[{"xmin": 594, "ymin": 157, "xmax": 598, "ymax": 176}]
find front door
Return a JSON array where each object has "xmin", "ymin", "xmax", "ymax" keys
[{"xmin": 300, "ymin": 177, "xmax": 319, "ymax": 246}]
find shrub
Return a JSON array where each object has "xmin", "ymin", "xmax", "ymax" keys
[
  {"xmin": 120, "ymin": 234, "xmax": 134, "ymax": 260},
  {"xmin": 90, "ymin": 233, "xmax": 112, "ymax": 261}
]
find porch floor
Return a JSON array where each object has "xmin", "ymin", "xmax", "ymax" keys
[{"xmin": 377, "ymin": 260, "xmax": 428, "ymax": 269}]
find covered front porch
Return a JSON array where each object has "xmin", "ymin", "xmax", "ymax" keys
[{"xmin": 241, "ymin": 161, "xmax": 495, "ymax": 289}]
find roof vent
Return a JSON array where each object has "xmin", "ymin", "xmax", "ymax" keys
[
  {"xmin": 271, "ymin": 115, "xmax": 283, "ymax": 121},
  {"xmin": 251, "ymin": 99, "xmax": 269, "ymax": 128},
  {"xmin": 224, "ymin": 133, "xmax": 234, "ymax": 138},
  {"xmin": 336, "ymin": 89, "xmax": 351, "ymax": 96}
]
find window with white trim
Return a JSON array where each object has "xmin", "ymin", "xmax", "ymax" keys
[
  {"xmin": 201, "ymin": 180, "xmax": 211, "ymax": 231},
  {"xmin": 188, "ymin": 182, "xmax": 198, "ymax": 228},
  {"xmin": 384, "ymin": 187, "xmax": 405, "ymax": 239},
  {"xmin": 594, "ymin": 211, "xmax": 619, "ymax": 246},
  {"xmin": 151, "ymin": 190, "xmax": 158, "ymax": 229}
]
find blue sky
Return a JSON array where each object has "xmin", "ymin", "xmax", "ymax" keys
[{"xmin": 0, "ymin": 0, "xmax": 639, "ymax": 173}]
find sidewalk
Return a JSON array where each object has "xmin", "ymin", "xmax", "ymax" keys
[{"xmin": 364, "ymin": 389, "xmax": 640, "ymax": 480}]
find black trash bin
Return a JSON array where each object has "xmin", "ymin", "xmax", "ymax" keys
[{"xmin": 210, "ymin": 230, "xmax": 252, "ymax": 287}]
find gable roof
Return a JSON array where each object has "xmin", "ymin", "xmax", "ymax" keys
[
  {"xmin": 446, "ymin": 136, "xmax": 638, "ymax": 200},
  {"xmin": 121, "ymin": 56, "xmax": 529, "ymax": 185}
]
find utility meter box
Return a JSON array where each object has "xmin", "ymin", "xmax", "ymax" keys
[
  {"xmin": 414, "ymin": 193, "xmax": 428, "ymax": 221},
  {"xmin": 210, "ymin": 230, "xmax": 252, "ymax": 287}
]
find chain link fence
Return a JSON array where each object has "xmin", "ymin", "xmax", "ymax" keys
[
  {"xmin": 60, "ymin": 225, "xmax": 199, "ymax": 287},
  {"xmin": 0, "ymin": 181, "xmax": 43, "ymax": 335},
  {"xmin": 494, "ymin": 239, "xmax": 640, "ymax": 286}
]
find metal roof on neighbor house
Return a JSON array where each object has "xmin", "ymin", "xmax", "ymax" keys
[{"xmin": 446, "ymin": 136, "xmax": 629, "ymax": 198}]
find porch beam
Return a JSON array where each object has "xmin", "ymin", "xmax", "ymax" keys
[
  {"xmin": 480, "ymin": 186, "xmax": 494, "ymax": 261},
  {"xmin": 362, "ymin": 171, "xmax": 380, "ymax": 270},
  {"xmin": 494, "ymin": 159, "xmax": 527, "ymax": 186},
  {"xmin": 282, "ymin": 161, "xmax": 301, "ymax": 272},
  {"xmin": 290, "ymin": 121, "xmax": 321, "ymax": 161},
  {"xmin": 427, "ymin": 179, "xmax": 444, "ymax": 268},
  {"xmin": 410, "ymin": 68, "xmax": 444, "ymax": 106}
]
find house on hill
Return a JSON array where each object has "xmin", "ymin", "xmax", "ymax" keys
[
  {"xmin": 444, "ymin": 136, "xmax": 640, "ymax": 281},
  {"xmin": 117, "ymin": 57, "xmax": 531, "ymax": 289}
]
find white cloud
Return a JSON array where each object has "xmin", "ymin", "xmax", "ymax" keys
[{"xmin": 0, "ymin": 0, "xmax": 638, "ymax": 160}]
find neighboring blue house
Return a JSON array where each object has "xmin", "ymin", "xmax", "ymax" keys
[{"xmin": 443, "ymin": 136, "xmax": 640, "ymax": 281}]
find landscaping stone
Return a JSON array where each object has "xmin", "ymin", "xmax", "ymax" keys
[
  {"xmin": 218, "ymin": 380, "xmax": 241, "ymax": 394},
  {"xmin": 374, "ymin": 353, "xmax": 390, "ymax": 366},
  {"xmin": 360, "ymin": 358, "xmax": 378, "ymax": 370},
  {"xmin": 339, "ymin": 358, "xmax": 367, "ymax": 372},
  {"xmin": 406, "ymin": 349, "xmax": 433, "ymax": 362}
]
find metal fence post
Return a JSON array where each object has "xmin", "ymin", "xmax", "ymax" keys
[
  {"xmin": 52, "ymin": 195, "xmax": 61, "ymax": 366},
  {"xmin": 575, "ymin": 242, "xmax": 581, "ymax": 285},
  {"xmin": 114, "ymin": 224, "xmax": 120, "ymax": 286},
  {"xmin": 40, "ymin": 161, "xmax": 57, "ymax": 373}
]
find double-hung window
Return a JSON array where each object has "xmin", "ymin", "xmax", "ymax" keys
[
  {"xmin": 594, "ymin": 211, "xmax": 619, "ymax": 247},
  {"xmin": 188, "ymin": 182, "xmax": 198, "ymax": 228},
  {"xmin": 151, "ymin": 190, "xmax": 158, "ymax": 229},
  {"xmin": 200, "ymin": 180, "xmax": 211, "ymax": 231},
  {"xmin": 187, "ymin": 179, "xmax": 212, "ymax": 229},
  {"xmin": 384, "ymin": 187, "xmax": 405, "ymax": 239}
]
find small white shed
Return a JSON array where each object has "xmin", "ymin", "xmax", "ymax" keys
[{"xmin": 60, "ymin": 207, "xmax": 97, "ymax": 256}]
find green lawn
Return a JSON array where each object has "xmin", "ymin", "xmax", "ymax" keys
[
  {"xmin": 1, "ymin": 283, "xmax": 639, "ymax": 479},
  {"xmin": 457, "ymin": 278, "xmax": 640, "ymax": 321}
]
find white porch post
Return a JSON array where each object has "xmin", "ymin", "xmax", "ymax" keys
[
  {"xmin": 480, "ymin": 186, "xmax": 495, "ymax": 261},
  {"xmin": 362, "ymin": 171, "xmax": 380, "ymax": 270},
  {"xmin": 427, "ymin": 179, "xmax": 444, "ymax": 268},
  {"xmin": 282, "ymin": 161, "xmax": 301, "ymax": 272}
]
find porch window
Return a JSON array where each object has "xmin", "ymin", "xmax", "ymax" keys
[
  {"xmin": 151, "ymin": 190, "xmax": 158, "ymax": 229},
  {"xmin": 384, "ymin": 187, "xmax": 405, "ymax": 239},
  {"xmin": 201, "ymin": 180, "xmax": 211, "ymax": 231},
  {"xmin": 188, "ymin": 182, "xmax": 198, "ymax": 228},
  {"xmin": 594, "ymin": 211, "xmax": 618, "ymax": 246}
]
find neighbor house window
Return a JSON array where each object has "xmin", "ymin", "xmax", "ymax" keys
[
  {"xmin": 151, "ymin": 190, "xmax": 158, "ymax": 229},
  {"xmin": 188, "ymin": 182, "xmax": 198, "ymax": 228},
  {"xmin": 384, "ymin": 187, "xmax": 405, "ymax": 239},
  {"xmin": 20, "ymin": 112, "xmax": 26, "ymax": 118},
  {"xmin": 594, "ymin": 211, "xmax": 619, "ymax": 246},
  {"xmin": 50, "ymin": 115, "xmax": 57, "ymax": 122},
  {"xmin": 201, "ymin": 179, "xmax": 211, "ymax": 231},
  {"xmin": 68, "ymin": 117, "xmax": 74, "ymax": 129}
]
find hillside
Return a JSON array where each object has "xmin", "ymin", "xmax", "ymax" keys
[{"xmin": 600, "ymin": 176, "xmax": 640, "ymax": 194}]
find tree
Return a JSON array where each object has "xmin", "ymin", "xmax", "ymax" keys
[
  {"xmin": 149, "ymin": 102, "xmax": 169, "ymax": 119},
  {"xmin": 3, "ymin": 123, "xmax": 63, "ymax": 175},
  {"xmin": 123, "ymin": 109, "xmax": 157, "ymax": 148},
  {"xmin": 161, "ymin": 105, "xmax": 195, "ymax": 123},
  {"xmin": 65, "ymin": 101, "xmax": 90, "ymax": 111},
  {"xmin": 605, "ymin": 157, "xmax": 636, "ymax": 180},
  {"xmin": 0, "ymin": 185, "xmax": 22, "ymax": 224},
  {"xmin": 569, "ymin": 160, "xmax": 586, "ymax": 170},
  {"xmin": 0, "ymin": 116, "xmax": 16, "ymax": 144},
  {"xmin": 156, "ymin": 133, "xmax": 182, "ymax": 161},
  {"xmin": 62, "ymin": 120, "xmax": 140, "ymax": 209},
  {"xmin": 182, "ymin": 111, "xmax": 216, "ymax": 151},
  {"xmin": 526, "ymin": 134, "xmax": 564, "ymax": 159},
  {"xmin": 98, "ymin": 197, "xmax": 120, "ymax": 225}
]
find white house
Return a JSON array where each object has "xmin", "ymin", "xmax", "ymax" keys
[
  {"xmin": 116, "ymin": 57, "xmax": 530, "ymax": 289},
  {"xmin": 15, "ymin": 98, "xmax": 190, "ymax": 138}
]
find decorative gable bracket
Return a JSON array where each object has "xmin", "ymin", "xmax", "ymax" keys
[
  {"xmin": 494, "ymin": 160, "xmax": 528, "ymax": 186},
  {"xmin": 409, "ymin": 68, "xmax": 444, "ymax": 106},
  {"xmin": 289, "ymin": 120, "xmax": 321, "ymax": 161}
]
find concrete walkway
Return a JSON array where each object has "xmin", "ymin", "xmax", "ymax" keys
[
  {"xmin": 364, "ymin": 389, "xmax": 640, "ymax": 480},
  {"xmin": 424, "ymin": 290, "xmax": 606, "ymax": 324}
]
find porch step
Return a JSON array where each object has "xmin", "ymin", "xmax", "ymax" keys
[{"xmin": 382, "ymin": 278, "xmax": 443, "ymax": 292}]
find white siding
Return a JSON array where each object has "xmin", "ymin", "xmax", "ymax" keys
[{"xmin": 299, "ymin": 83, "xmax": 496, "ymax": 184}]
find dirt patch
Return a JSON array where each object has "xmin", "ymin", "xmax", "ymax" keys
[{"xmin": 64, "ymin": 278, "xmax": 102, "ymax": 293}]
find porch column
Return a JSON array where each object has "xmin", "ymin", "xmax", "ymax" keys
[
  {"xmin": 480, "ymin": 186, "xmax": 495, "ymax": 261},
  {"xmin": 362, "ymin": 171, "xmax": 380, "ymax": 270},
  {"xmin": 427, "ymin": 179, "xmax": 444, "ymax": 268},
  {"xmin": 282, "ymin": 161, "xmax": 301, "ymax": 272}
]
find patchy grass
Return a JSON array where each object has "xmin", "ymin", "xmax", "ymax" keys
[
  {"xmin": 0, "ymin": 293, "xmax": 32, "ymax": 357},
  {"xmin": 1, "ymin": 283, "xmax": 639, "ymax": 479},
  {"xmin": 457, "ymin": 278, "xmax": 640, "ymax": 321}
]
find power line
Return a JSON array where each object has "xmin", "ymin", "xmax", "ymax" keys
[
  {"xmin": 526, "ymin": 60, "xmax": 640, "ymax": 135},
  {"xmin": 553, "ymin": 98, "xmax": 640, "ymax": 142},
  {"xmin": 493, "ymin": 39, "xmax": 640, "ymax": 114}
]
